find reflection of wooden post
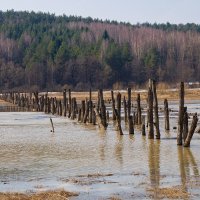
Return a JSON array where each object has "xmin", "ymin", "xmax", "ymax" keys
[
  {"xmin": 177, "ymin": 82, "xmax": 184, "ymax": 145},
  {"xmin": 148, "ymin": 83, "xmax": 154, "ymax": 139},
  {"xmin": 148, "ymin": 140, "xmax": 160, "ymax": 196},
  {"xmin": 152, "ymin": 80, "xmax": 160, "ymax": 139},
  {"xmin": 184, "ymin": 113, "xmax": 198, "ymax": 147},
  {"xmin": 164, "ymin": 99, "xmax": 170, "ymax": 130}
]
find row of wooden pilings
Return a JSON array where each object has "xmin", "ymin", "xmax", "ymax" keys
[{"xmin": 0, "ymin": 80, "xmax": 199, "ymax": 147}]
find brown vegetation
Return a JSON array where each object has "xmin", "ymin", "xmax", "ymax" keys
[{"xmin": 0, "ymin": 190, "xmax": 78, "ymax": 200}]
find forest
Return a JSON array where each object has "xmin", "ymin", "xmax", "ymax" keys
[{"xmin": 0, "ymin": 10, "xmax": 200, "ymax": 91}]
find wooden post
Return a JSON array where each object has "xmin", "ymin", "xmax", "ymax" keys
[
  {"xmin": 152, "ymin": 80, "xmax": 160, "ymax": 139},
  {"xmin": 83, "ymin": 101, "xmax": 89, "ymax": 123},
  {"xmin": 114, "ymin": 108, "xmax": 123, "ymax": 135},
  {"xmin": 116, "ymin": 92, "xmax": 121, "ymax": 121},
  {"xmin": 78, "ymin": 108, "xmax": 81, "ymax": 122},
  {"xmin": 164, "ymin": 99, "xmax": 170, "ymax": 130},
  {"xmin": 177, "ymin": 82, "xmax": 184, "ymax": 145},
  {"xmin": 123, "ymin": 96, "xmax": 127, "ymax": 122},
  {"xmin": 184, "ymin": 113, "xmax": 198, "ymax": 147},
  {"xmin": 111, "ymin": 90, "xmax": 116, "ymax": 120},
  {"xmin": 59, "ymin": 100, "xmax": 62, "ymax": 116},
  {"xmin": 148, "ymin": 82, "xmax": 154, "ymax": 139},
  {"xmin": 127, "ymin": 88, "xmax": 131, "ymax": 119},
  {"xmin": 68, "ymin": 89, "xmax": 71, "ymax": 118},
  {"xmin": 99, "ymin": 89, "xmax": 107, "ymax": 128},
  {"xmin": 142, "ymin": 115, "xmax": 146, "ymax": 136},
  {"xmin": 63, "ymin": 89, "xmax": 67, "ymax": 117},
  {"xmin": 50, "ymin": 117, "xmax": 54, "ymax": 132},
  {"xmin": 94, "ymin": 107, "xmax": 105, "ymax": 129},
  {"xmin": 92, "ymin": 110, "xmax": 96, "ymax": 125},
  {"xmin": 81, "ymin": 100, "xmax": 85, "ymax": 122},
  {"xmin": 183, "ymin": 107, "xmax": 188, "ymax": 143},
  {"xmin": 106, "ymin": 110, "xmax": 109, "ymax": 122},
  {"xmin": 136, "ymin": 93, "xmax": 142, "ymax": 125},
  {"xmin": 128, "ymin": 116, "xmax": 134, "ymax": 134}
]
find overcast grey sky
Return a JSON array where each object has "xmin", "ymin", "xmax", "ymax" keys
[{"xmin": 1, "ymin": 0, "xmax": 199, "ymax": 24}]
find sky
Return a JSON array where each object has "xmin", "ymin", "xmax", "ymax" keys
[{"xmin": 1, "ymin": 0, "xmax": 200, "ymax": 24}]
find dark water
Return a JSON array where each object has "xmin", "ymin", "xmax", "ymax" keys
[{"xmin": 0, "ymin": 100, "xmax": 200, "ymax": 199}]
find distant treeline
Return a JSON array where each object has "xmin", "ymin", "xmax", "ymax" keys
[{"xmin": 0, "ymin": 10, "xmax": 200, "ymax": 91}]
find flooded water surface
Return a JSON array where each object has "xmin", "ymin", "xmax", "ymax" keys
[{"xmin": 0, "ymin": 100, "xmax": 200, "ymax": 199}]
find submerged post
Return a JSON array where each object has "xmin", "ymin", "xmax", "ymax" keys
[{"xmin": 164, "ymin": 99, "xmax": 170, "ymax": 130}]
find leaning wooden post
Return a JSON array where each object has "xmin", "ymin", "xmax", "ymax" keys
[
  {"xmin": 177, "ymin": 82, "xmax": 184, "ymax": 145},
  {"xmin": 50, "ymin": 117, "xmax": 54, "ymax": 132},
  {"xmin": 111, "ymin": 90, "xmax": 116, "ymax": 120},
  {"xmin": 164, "ymin": 99, "xmax": 170, "ymax": 130},
  {"xmin": 81, "ymin": 100, "xmax": 85, "ymax": 122},
  {"xmin": 152, "ymin": 80, "xmax": 160, "ymax": 139},
  {"xmin": 184, "ymin": 113, "xmax": 198, "ymax": 147},
  {"xmin": 136, "ymin": 93, "xmax": 142, "ymax": 125},
  {"xmin": 148, "ymin": 82, "xmax": 154, "ymax": 139},
  {"xmin": 68, "ymin": 89, "xmax": 72, "ymax": 118},
  {"xmin": 128, "ymin": 116, "xmax": 134, "ymax": 134},
  {"xmin": 83, "ymin": 101, "xmax": 89, "ymax": 123},
  {"xmin": 63, "ymin": 89, "xmax": 67, "ymax": 117},
  {"xmin": 183, "ymin": 107, "xmax": 188, "ymax": 143}
]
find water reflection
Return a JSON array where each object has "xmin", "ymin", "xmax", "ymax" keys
[
  {"xmin": 178, "ymin": 147, "xmax": 199, "ymax": 191},
  {"xmin": 115, "ymin": 134, "xmax": 123, "ymax": 166},
  {"xmin": 148, "ymin": 140, "xmax": 160, "ymax": 190}
]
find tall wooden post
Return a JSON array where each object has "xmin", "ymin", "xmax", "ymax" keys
[
  {"xmin": 111, "ymin": 90, "xmax": 116, "ymax": 120},
  {"xmin": 152, "ymin": 80, "xmax": 160, "ymax": 139},
  {"xmin": 63, "ymin": 89, "xmax": 67, "ymax": 117},
  {"xmin": 136, "ymin": 93, "xmax": 142, "ymax": 125},
  {"xmin": 148, "ymin": 81, "xmax": 154, "ymax": 139},
  {"xmin": 127, "ymin": 88, "xmax": 131, "ymax": 119},
  {"xmin": 164, "ymin": 99, "xmax": 170, "ymax": 130},
  {"xmin": 177, "ymin": 82, "xmax": 184, "ymax": 145},
  {"xmin": 123, "ymin": 96, "xmax": 127, "ymax": 122},
  {"xmin": 68, "ymin": 89, "xmax": 71, "ymax": 118}
]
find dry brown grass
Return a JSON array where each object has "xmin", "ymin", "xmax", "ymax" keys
[
  {"xmin": 147, "ymin": 186, "xmax": 190, "ymax": 199},
  {"xmin": 46, "ymin": 88, "xmax": 200, "ymax": 102},
  {"xmin": 0, "ymin": 190, "xmax": 78, "ymax": 200}
]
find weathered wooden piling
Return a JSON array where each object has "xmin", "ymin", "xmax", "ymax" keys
[
  {"xmin": 128, "ymin": 116, "xmax": 134, "ymax": 134},
  {"xmin": 183, "ymin": 107, "xmax": 188, "ymax": 143},
  {"xmin": 111, "ymin": 90, "xmax": 116, "ymax": 120},
  {"xmin": 63, "ymin": 89, "xmax": 67, "ymax": 117},
  {"xmin": 127, "ymin": 88, "xmax": 131, "ymax": 119},
  {"xmin": 83, "ymin": 101, "xmax": 89, "ymax": 123},
  {"xmin": 184, "ymin": 113, "xmax": 198, "ymax": 147},
  {"xmin": 50, "ymin": 117, "xmax": 54, "ymax": 132},
  {"xmin": 142, "ymin": 115, "xmax": 146, "ymax": 136},
  {"xmin": 123, "ymin": 96, "xmax": 127, "ymax": 122},
  {"xmin": 116, "ymin": 92, "xmax": 121, "ymax": 121},
  {"xmin": 68, "ymin": 89, "xmax": 72, "ymax": 118},
  {"xmin": 114, "ymin": 108, "xmax": 123, "ymax": 135},
  {"xmin": 177, "ymin": 82, "xmax": 184, "ymax": 145},
  {"xmin": 136, "ymin": 93, "xmax": 142, "ymax": 125},
  {"xmin": 164, "ymin": 99, "xmax": 170, "ymax": 130},
  {"xmin": 148, "ymin": 82, "xmax": 154, "ymax": 139},
  {"xmin": 99, "ymin": 89, "xmax": 107, "ymax": 128},
  {"xmin": 152, "ymin": 80, "xmax": 160, "ymax": 139}
]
